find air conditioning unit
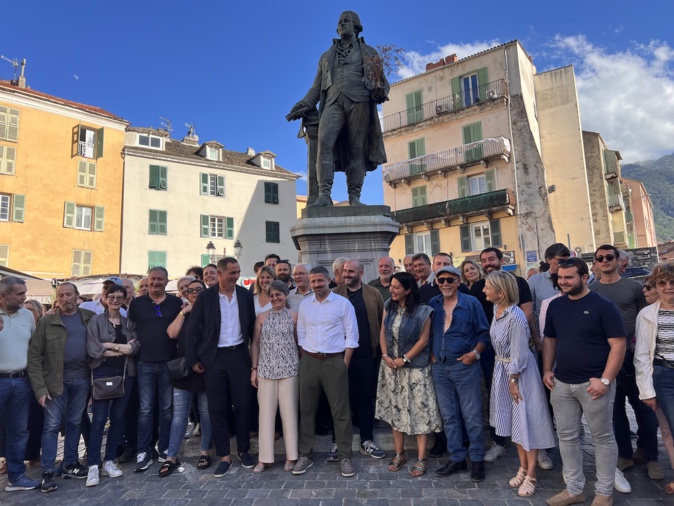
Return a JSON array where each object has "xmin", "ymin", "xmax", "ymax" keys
[
  {"xmin": 436, "ymin": 103, "xmax": 450, "ymax": 115},
  {"xmin": 487, "ymin": 90, "xmax": 497, "ymax": 99}
]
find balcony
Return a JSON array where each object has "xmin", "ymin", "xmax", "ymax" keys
[
  {"xmin": 604, "ymin": 150, "xmax": 620, "ymax": 180},
  {"xmin": 392, "ymin": 189, "xmax": 516, "ymax": 226},
  {"xmin": 383, "ymin": 137, "xmax": 511, "ymax": 186},
  {"xmin": 382, "ymin": 79, "xmax": 507, "ymax": 133}
]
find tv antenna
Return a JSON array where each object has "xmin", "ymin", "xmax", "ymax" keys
[
  {"xmin": 159, "ymin": 116, "xmax": 172, "ymax": 135},
  {"xmin": 0, "ymin": 55, "xmax": 19, "ymax": 81},
  {"xmin": 185, "ymin": 122, "xmax": 196, "ymax": 138}
]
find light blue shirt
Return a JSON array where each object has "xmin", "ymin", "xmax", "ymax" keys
[{"xmin": 0, "ymin": 307, "xmax": 35, "ymax": 373}]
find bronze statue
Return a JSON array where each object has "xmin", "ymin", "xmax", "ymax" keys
[{"xmin": 287, "ymin": 11, "xmax": 389, "ymax": 207}]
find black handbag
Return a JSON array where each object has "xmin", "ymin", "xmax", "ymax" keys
[
  {"xmin": 167, "ymin": 356, "xmax": 192, "ymax": 381},
  {"xmin": 92, "ymin": 358, "xmax": 127, "ymax": 401}
]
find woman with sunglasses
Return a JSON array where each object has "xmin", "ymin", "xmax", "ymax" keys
[
  {"xmin": 161, "ymin": 279, "xmax": 213, "ymax": 476},
  {"xmin": 375, "ymin": 271, "xmax": 441, "ymax": 477},
  {"xmin": 85, "ymin": 285, "xmax": 139, "ymax": 487},
  {"xmin": 635, "ymin": 263, "xmax": 674, "ymax": 494}
]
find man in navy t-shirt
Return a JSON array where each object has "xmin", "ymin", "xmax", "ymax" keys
[{"xmin": 542, "ymin": 258, "xmax": 626, "ymax": 506}]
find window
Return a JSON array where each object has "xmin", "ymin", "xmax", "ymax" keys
[
  {"xmin": 411, "ymin": 186, "xmax": 427, "ymax": 207},
  {"xmin": 0, "ymin": 193, "xmax": 25, "ymax": 223},
  {"xmin": 406, "ymin": 90, "xmax": 424, "ymax": 125},
  {"xmin": 148, "ymin": 210, "xmax": 167, "ymax": 235},
  {"xmin": 0, "ymin": 244, "xmax": 8, "ymax": 266},
  {"xmin": 148, "ymin": 251, "xmax": 167, "ymax": 270},
  {"xmin": 72, "ymin": 124, "xmax": 103, "ymax": 159},
  {"xmin": 404, "ymin": 229, "xmax": 440, "ymax": 256},
  {"xmin": 149, "ymin": 165, "xmax": 168, "ymax": 190},
  {"xmin": 451, "ymin": 67, "xmax": 488, "ymax": 107},
  {"xmin": 138, "ymin": 134, "xmax": 162, "ymax": 149},
  {"xmin": 71, "ymin": 250, "xmax": 93, "ymax": 276},
  {"xmin": 200, "ymin": 215, "xmax": 233, "ymax": 239},
  {"xmin": 460, "ymin": 220, "xmax": 502, "ymax": 252},
  {"xmin": 200, "ymin": 173, "xmax": 225, "ymax": 197},
  {"xmin": 0, "ymin": 106, "xmax": 19, "ymax": 142},
  {"xmin": 458, "ymin": 169, "xmax": 495, "ymax": 197},
  {"xmin": 266, "ymin": 221, "xmax": 280, "ymax": 243},
  {"xmin": 264, "ymin": 182, "xmax": 279, "ymax": 204},
  {"xmin": 63, "ymin": 202, "xmax": 103, "ymax": 231},
  {"xmin": 206, "ymin": 146, "xmax": 220, "ymax": 161},
  {"xmin": 408, "ymin": 138, "xmax": 426, "ymax": 174},
  {"xmin": 0, "ymin": 144, "xmax": 16, "ymax": 175},
  {"xmin": 261, "ymin": 157, "xmax": 272, "ymax": 169},
  {"xmin": 77, "ymin": 161, "xmax": 97, "ymax": 188}
]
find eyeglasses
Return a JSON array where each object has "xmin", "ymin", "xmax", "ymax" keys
[
  {"xmin": 655, "ymin": 279, "xmax": 674, "ymax": 288},
  {"xmin": 436, "ymin": 277, "xmax": 457, "ymax": 285},
  {"xmin": 643, "ymin": 284, "xmax": 653, "ymax": 291},
  {"xmin": 595, "ymin": 254, "xmax": 616, "ymax": 263},
  {"xmin": 106, "ymin": 295, "xmax": 125, "ymax": 301},
  {"xmin": 153, "ymin": 303, "xmax": 162, "ymax": 318},
  {"xmin": 186, "ymin": 287, "xmax": 203, "ymax": 294}
]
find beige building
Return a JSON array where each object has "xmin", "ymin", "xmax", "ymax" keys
[
  {"xmin": 623, "ymin": 178, "xmax": 657, "ymax": 248},
  {"xmin": 121, "ymin": 127, "xmax": 299, "ymax": 277}
]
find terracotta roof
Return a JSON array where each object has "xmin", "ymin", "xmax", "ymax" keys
[{"xmin": 0, "ymin": 80, "xmax": 126, "ymax": 122}]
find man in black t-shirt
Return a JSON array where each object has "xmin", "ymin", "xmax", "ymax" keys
[
  {"xmin": 128, "ymin": 267, "xmax": 183, "ymax": 473},
  {"xmin": 543, "ymin": 258, "xmax": 626, "ymax": 506}
]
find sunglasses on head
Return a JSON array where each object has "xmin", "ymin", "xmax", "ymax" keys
[
  {"xmin": 595, "ymin": 254, "xmax": 616, "ymax": 262},
  {"xmin": 436, "ymin": 277, "xmax": 457, "ymax": 285}
]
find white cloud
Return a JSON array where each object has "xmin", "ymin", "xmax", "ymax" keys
[
  {"xmin": 397, "ymin": 40, "xmax": 501, "ymax": 80},
  {"xmin": 546, "ymin": 35, "xmax": 674, "ymax": 162}
]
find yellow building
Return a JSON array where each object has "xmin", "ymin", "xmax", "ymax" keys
[{"xmin": 0, "ymin": 78, "xmax": 128, "ymax": 279}]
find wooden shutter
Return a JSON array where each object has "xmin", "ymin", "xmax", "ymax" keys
[
  {"xmin": 0, "ymin": 145, "xmax": 16, "ymax": 174},
  {"xmin": 82, "ymin": 251, "xmax": 93, "ymax": 275},
  {"xmin": 72, "ymin": 250, "xmax": 82, "ymax": 276},
  {"xmin": 200, "ymin": 215, "xmax": 209, "ymax": 237},
  {"xmin": 430, "ymin": 229, "xmax": 440, "ymax": 256},
  {"xmin": 3, "ymin": 107, "xmax": 20, "ymax": 142},
  {"xmin": 0, "ymin": 244, "xmax": 8, "ymax": 266},
  {"xmin": 460, "ymin": 224, "xmax": 471, "ymax": 252},
  {"xmin": 225, "ymin": 217, "xmax": 234, "ymax": 239},
  {"xmin": 149, "ymin": 165, "xmax": 160, "ymax": 189},
  {"xmin": 490, "ymin": 219, "xmax": 502, "ymax": 247},
  {"xmin": 94, "ymin": 206, "xmax": 105, "ymax": 231},
  {"xmin": 149, "ymin": 210, "xmax": 158, "ymax": 234},
  {"xmin": 96, "ymin": 127, "xmax": 104, "ymax": 158},
  {"xmin": 200, "ymin": 173, "xmax": 209, "ymax": 195},
  {"xmin": 159, "ymin": 166, "xmax": 167, "ymax": 189},
  {"xmin": 12, "ymin": 194, "xmax": 25, "ymax": 222},
  {"xmin": 87, "ymin": 162, "xmax": 96, "ymax": 188},
  {"xmin": 405, "ymin": 234, "xmax": 414, "ymax": 255},
  {"xmin": 412, "ymin": 187, "xmax": 426, "ymax": 207},
  {"xmin": 201, "ymin": 254, "xmax": 210, "ymax": 267},
  {"xmin": 71, "ymin": 125, "xmax": 80, "ymax": 157},
  {"xmin": 485, "ymin": 169, "xmax": 496, "ymax": 192},
  {"xmin": 0, "ymin": 106, "xmax": 6, "ymax": 140},
  {"xmin": 158, "ymin": 211, "xmax": 167, "ymax": 235},
  {"xmin": 77, "ymin": 161, "xmax": 87, "ymax": 186},
  {"xmin": 462, "ymin": 122, "xmax": 483, "ymax": 144},
  {"xmin": 477, "ymin": 67, "xmax": 489, "ymax": 101},
  {"xmin": 217, "ymin": 175, "xmax": 225, "ymax": 196},
  {"xmin": 458, "ymin": 176, "xmax": 468, "ymax": 198},
  {"xmin": 64, "ymin": 201, "xmax": 76, "ymax": 228}
]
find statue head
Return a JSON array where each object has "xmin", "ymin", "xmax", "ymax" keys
[{"xmin": 336, "ymin": 11, "xmax": 363, "ymax": 38}]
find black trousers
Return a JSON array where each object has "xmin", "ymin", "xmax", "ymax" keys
[
  {"xmin": 204, "ymin": 345, "xmax": 253, "ymax": 457},
  {"xmin": 348, "ymin": 354, "xmax": 377, "ymax": 442}
]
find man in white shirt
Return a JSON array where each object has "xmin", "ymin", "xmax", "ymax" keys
[{"xmin": 292, "ymin": 266, "xmax": 358, "ymax": 478}]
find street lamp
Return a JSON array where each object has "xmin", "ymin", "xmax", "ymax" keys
[
  {"xmin": 206, "ymin": 241, "xmax": 216, "ymax": 263},
  {"xmin": 234, "ymin": 239, "xmax": 243, "ymax": 259}
]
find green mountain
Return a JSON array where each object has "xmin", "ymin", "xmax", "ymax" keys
[{"xmin": 622, "ymin": 154, "xmax": 674, "ymax": 241}]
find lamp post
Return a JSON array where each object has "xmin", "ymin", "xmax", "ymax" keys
[
  {"xmin": 206, "ymin": 241, "xmax": 216, "ymax": 263},
  {"xmin": 234, "ymin": 239, "xmax": 243, "ymax": 260}
]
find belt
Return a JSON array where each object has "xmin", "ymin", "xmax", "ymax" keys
[
  {"xmin": 654, "ymin": 358, "xmax": 674, "ymax": 370},
  {"xmin": 217, "ymin": 343, "xmax": 244, "ymax": 351},
  {"xmin": 495, "ymin": 355, "xmax": 511, "ymax": 363},
  {"xmin": 0, "ymin": 370, "xmax": 27, "ymax": 379},
  {"xmin": 302, "ymin": 350, "xmax": 344, "ymax": 360}
]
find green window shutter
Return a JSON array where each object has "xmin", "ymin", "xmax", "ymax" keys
[
  {"xmin": 460, "ymin": 224, "xmax": 471, "ymax": 252},
  {"xmin": 87, "ymin": 162, "xmax": 96, "ymax": 188},
  {"xmin": 12, "ymin": 194, "xmax": 25, "ymax": 222},
  {"xmin": 200, "ymin": 173, "xmax": 209, "ymax": 195},
  {"xmin": 96, "ymin": 127, "xmax": 104, "ymax": 159},
  {"xmin": 149, "ymin": 210, "xmax": 157, "ymax": 234},
  {"xmin": 477, "ymin": 67, "xmax": 489, "ymax": 101},
  {"xmin": 458, "ymin": 176, "xmax": 468, "ymax": 198},
  {"xmin": 485, "ymin": 169, "xmax": 496, "ymax": 192},
  {"xmin": 200, "ymin": 214, "xmax": 209, "ymax": 237},
  {"xmin": 266, "ymin": 221, "xmax": 280, "ymax": 243},
  {"xmin": 158, "ymin": 211, "xmax": 167, "ymax": 235},
  {"xmin": 225, "ymin": 217, "xmax": 234, "ymax": 239},
  {"xmin": 217, "ymin": 175, "xmax": 225, "ymax": 196},
  {"xmin": 405, "ymin": 234, "xmax": 414, "ymax": 255},
  {"xmin": 64, "ymin": 201, "xmax": 76, "ymax": 228},
  {"xmin": 148, "ymin": 251, "xmax": 167, "ymax": 269},
  {"xmin": 462, "ymin": 122, "xmax": 483, "ymax": 144},
  {"xmin": 159, "ymin": 166, "xmax": 167, "ymax": 189},
  {"xmin": 201, "ymin": 254, "xmax": 210, "ymax": 267},
  {"xmin": 451, "ymin": 77, "xmax": 462, "ymax": 109},
  {"xmin": 149, "ymin": 165, "xmax": 159, "ymax": 189},
  {"xmin": 78, "ymin": 160, "xmax": 87, "ymax": 186},
  {"xmin": 430, "ymin": 229, "xmax": 440, "ymax": 256},
  {"xmin": 405, "ymin": 90, "xmax": 423, "ymax": 124},
  {"xmin": 94, "ymin": 206, "xmax": 104, "ymax": 231},
  {"xmin": 462, "ymin": 124, "xmax": 473, "ymax": 144},
  {"xmin": 490, "ymin": 219, "xmax": 502, "ymax": 247},
  {"xmin": 412, "ymin": 187, "xmax": 427, "ymax": 207}
]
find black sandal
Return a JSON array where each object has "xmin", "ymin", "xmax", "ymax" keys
[
  {"xmin": 158, "ymin": 459, "xmax": 180, "ymax": 478},
  {"xmin": 197, "ymin": 455, "xmax": 212, "ymax": 470}
]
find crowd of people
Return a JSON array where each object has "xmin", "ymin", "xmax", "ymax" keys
[{"xmin": 0, "ymin": 245, "xmax": 673, "ymax": 504}]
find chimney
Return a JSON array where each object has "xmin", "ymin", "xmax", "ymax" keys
[
  {"xmin": 445, "ymin": 54, "xmax": 458, "ymax": 64},
  {"xmin": 246, "ymin": 147, "xmax": 256, "ymax": 156},
  {"xmin": 17, "ymin": 59, "xmax": 26, "ymax": 89},
  {"xmin": 182, "ymin": 124, "xmax": 199, "ymax": 146},
  {"xmin": 425, "ymin": 58, "xmax": 446, "ymax": 71}
]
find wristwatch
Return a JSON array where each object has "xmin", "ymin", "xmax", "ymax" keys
[
  {"xmin": 472, "ymin": 349, "xmax": 481, "ymax": 360},
  {"xmin": 510, "ymin": 377, "xmax": 518, "ymax": 384},
  {"xmin": 600, "ymin": 377, "xmax": 610, "ymax": 387},
  {"xmin": 402, "ymin": 354, "xmax": 411, "ymax": 365}
]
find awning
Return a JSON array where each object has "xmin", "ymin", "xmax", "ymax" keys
[{"xmin": 24, "ymin": 278, "xmax": 54, "ymax": 304}]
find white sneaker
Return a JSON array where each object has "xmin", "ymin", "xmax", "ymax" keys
[
  {"xmin": 193, "ymin": 423, "xmax": 201, "ymax": 437},
  {"xmin": 184, "ymin": 422, "xmax": 195, "ymax": 439},
  {"xmin": 614, "ymin": 468, "xmax": 631, "ymax": 494},
  {"xmin": 86, "ymin": 465, "xmax": 99, "ymax": 487},
  {"xmin": 102, "ymin": 460, "xmax": 123, "ymax": 478},
  {"xmin": 537, "ymin": 449, "xmax": 553, "ymax": 470},
  {"xmin": 484, "ymin": 442, "xmax": 506, "ymax": 463}
]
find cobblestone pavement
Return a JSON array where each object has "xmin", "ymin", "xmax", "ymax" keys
[{"xmin": 1, "ymin": 417, "xmax": 672, "ymax": 506}]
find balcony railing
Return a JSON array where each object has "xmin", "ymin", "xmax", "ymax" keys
[
  {"xmin": 383, "ymin": 137, "xmax": 511, "ymax": 184},
  {"xmin": 392, "ymin": 189, "xmax": 516, "ymax": 225},
  {"xmin": 382, "ymin": 79, "xmax": 507, "ymax": 133},
  {"xmin": 78, "ymin": 141, "xmax": 94, "ymax": 158}
]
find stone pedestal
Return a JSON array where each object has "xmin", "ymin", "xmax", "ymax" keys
[{"xmin": 291, "ymin": 206, "xmax": 400, "ymax": 282}]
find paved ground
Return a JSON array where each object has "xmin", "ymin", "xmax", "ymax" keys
[{"xmin": 0, "ymin": 416, "xmax": 672, "ymax": 506}]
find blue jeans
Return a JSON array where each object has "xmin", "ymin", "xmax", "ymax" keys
[
  {"xmin": 87, "ymin": 367, "xmax": 134, "ymax": 466},
  {"xmin": 432, "ymin": 360, "xmax": 485, "ymax": 462},
  {"xmin": 136, "ymin": 361, "xmax": 172, "ymax": 454},
  {"xmin": 0, "ymin": 376, "xmax": 32, "ymax": 481},
  {"xmin": 167, "ymin": 388, "xmax": 212, "ymax": 459},
  {"xmin": 41, "ymin": 377, "xmax": 90, "ymax": 472},
  {"xmin": 654, "ymin": 366, "xmax": 674, "ymax": 443}
]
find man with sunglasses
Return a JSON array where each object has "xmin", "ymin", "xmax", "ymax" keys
[
  {"xmin": 127, "ymin": 267, "xmax": 183, "ymax": 473},
  {"xmin": 589, "ymin": 245, "xmax": 662, "ymax": 485},
  {"xmin": 429, "ymin": 266, "xmax": 490, "ymax": 481}
]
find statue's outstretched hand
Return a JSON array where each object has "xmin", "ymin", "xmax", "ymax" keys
[{"xmin": 286, "ymin": 102, "xmax": 311, "ymax": 121}]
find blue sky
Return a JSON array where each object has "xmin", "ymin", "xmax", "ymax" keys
[{"xmin": 3, "ymin": 0, "xmax": 673, "ymax": 204}]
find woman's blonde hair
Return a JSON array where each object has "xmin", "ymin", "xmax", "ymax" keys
[
  {"xmin": 254, "ymin": 265, "xmax": 277, "ymax": 295},
  {"xmin": 485, "ymin": 270, "xmax": 520, "ymax": 306},
  {"xmin": 459, "ymin": 259, "xmax": 485, "ymax": 285}
]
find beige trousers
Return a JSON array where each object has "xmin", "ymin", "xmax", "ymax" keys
[{"xmin": 257, "ymin": 376, "xmax": 299, "ymax": 463}]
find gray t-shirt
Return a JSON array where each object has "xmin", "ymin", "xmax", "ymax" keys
[
  {"xmin": 61, "ymin": 313, "xmax": 89, "ymax": 381},
  {"xmin": 589, "ymin": 277, "xmax": 647, "ymax": 341}
]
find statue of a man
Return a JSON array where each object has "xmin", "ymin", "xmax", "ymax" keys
[{"xmin": 287, "ymin": 11, "xmax": 389, "ymax": 206}]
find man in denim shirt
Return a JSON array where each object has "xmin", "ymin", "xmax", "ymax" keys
[{"xmin": 429, "ymin": 266, "xmax": 490, "ymax": 481}]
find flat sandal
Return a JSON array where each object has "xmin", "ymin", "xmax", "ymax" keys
[
  {"xmin": 387, "ymin": 452, "xmax": 407, "ymax": 472},
  {"xmin": 509, "ymin": 467, "xmax": 526, "ymax": 488},
  {"xmin": 518, "ymin": 476, "xmax": 537, "ymax": 497}
]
